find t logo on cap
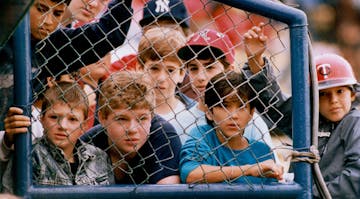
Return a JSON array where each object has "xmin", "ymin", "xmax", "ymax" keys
[{"xmin": 317, "ymin": 63, "xmax": 331, "ymax": 79}]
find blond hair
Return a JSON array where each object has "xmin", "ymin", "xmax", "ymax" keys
[
  {"xmin": 137, "ymin": 27, "xmax": 186, "ymax": 68},
  {"xmin": 98, "ymin": 71, "xmax": 155, "ymax": 119}
]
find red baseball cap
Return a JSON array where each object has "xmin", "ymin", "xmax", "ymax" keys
[
  {"xmin": 177, "ymin": 29, "xmax": 235, "ymax": 64},
  {"xmin": 105, "ymin": 54, "xmax": 138, "ymax": 79}
]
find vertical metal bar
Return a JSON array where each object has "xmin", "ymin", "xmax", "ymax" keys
[
  {"xmin": 13, "ymin": 13, "xmax": 32, "ymax": 197},
  {"xmin": 289, "ymin": 25, "xmax": 312, "ymax": 199}
]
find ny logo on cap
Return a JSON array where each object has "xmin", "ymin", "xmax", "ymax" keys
[
  {"xmin": 155, "ymin": 0, "xmax": 170, "ymax": 13},
  {"xmin": 317, "ymin": 63, "xmax": 331, "ymax": 79}
]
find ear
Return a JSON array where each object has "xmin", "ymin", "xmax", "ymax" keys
[
  {"xmin": 351, "ymin": 91, "xmax": 356, "ymax": 102},
  {"xmin": 98, "ymin": 111, "xmax": 105, "ymax": 125},
  {"xmin": 205, "ymin": 105, "xmax": 213, "ymax": 121},
  {"xmin": 136, "ymin": 62, "xmax": 144, "ymax": 71},
  {"xmin": 178, "ymin": 69, "xmax": 186, "ymax": 83},
  {"xmin": 249, "ymin": 107, "xmax": 255, "ymax": 117}
]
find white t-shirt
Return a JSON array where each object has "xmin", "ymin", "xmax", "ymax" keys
[{"xmin": 158, "ymin": 101, "xmax": 197, "ymax": 144}]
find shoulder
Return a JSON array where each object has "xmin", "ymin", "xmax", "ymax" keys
[
  {"xmin": 176, "ymin": 92, "xmax": 197, "ymax": 110},
  {"xmin": 81, "ymin": 124, "xmax": 108, "ymax": 150},
  {"xmin": 188, "ymin": 124, "xmax": 215, "ymax": 139},
  {"xmin": 339, "ymin": 109, "xmax": 360, "ymax": 127},
  {"xmin": 78, "ymin": 140, "xmax": 108, "ymax": 158},
  {"xmin": 347, "ymin": 108, "xmax": 360, "ymax": 117},
  {"xmin": 151, "ymin": 114, "xmax": 177, "ymax": 135},
  {"xmin": 337, "ymin": 109, "xmax": 360, "ymax": 137},
  {"xmin": 148, "ymin": 115, "xmax": 182, "ymax": 148}
]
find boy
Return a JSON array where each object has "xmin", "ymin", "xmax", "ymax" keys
[
  {"xmin": 111, "ymin": 0, "xmax": 197, "ymax": 98},
  {"xmin": 81, "ymin": 71, "xmax": 182, "ymax": 184},
  {"xmin": 137, "ymin": 27, "xmax": 197, "ymax": 143},
  {"xmin": 180, "ymin": 71, "xmax": 283, "ymax": 184},
  {"xmin": 1, "ymin": 0, "xmax": 71, "ymax": 130},
  {"xmin": 33, "ymin": 0, "xmax": 132, "ymax": 92},
  {"xmin": 177, "ymin": 29, "xmax": 275, "ymax": 148},
  {"xmin": 243, "ymin": 25, "xmax": 360, "ymax": 198},
  {"xmin": 2, "ymin": 82, "xmax": 114, "ymax": 193}
]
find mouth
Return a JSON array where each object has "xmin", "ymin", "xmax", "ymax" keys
[
  {"xmin": 81, "ymin": 8, "xmax": 94, "ymax": 18},
  {"xmin": 195, "ymin": 86, "xmax": 206, "ymax": 93},
  {"xmin": 54, "ymin": 133, "xmax": 68, "ymax": 139},
  {"xmin": 329, "ymin": 107, "xmax": 342, "ymax": 113},
  {"xmin": 38, "ymin": 28, "xmax": 49, "ymax": 35},
  {"xmin": 227, "ymin": 123, "xmax": 239, "ymax": 129},
  {"xmin": 124, "ymin": 138, "xmax": 139, "ymax": 144}
]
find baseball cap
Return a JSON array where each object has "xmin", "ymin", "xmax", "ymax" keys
[
  {"xmin": 177, "ymin": 29, "xmax": 235, "ymax": 64},
  {"xmin": 140, "ymin": 0, "xmax": 190, "ymax": 28}
]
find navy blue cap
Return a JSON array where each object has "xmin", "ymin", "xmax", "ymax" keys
[{"xmin": 140, "ymin": 0, "xmax": 190, "ymax": 28}]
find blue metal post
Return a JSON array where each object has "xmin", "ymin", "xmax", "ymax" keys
[
  {"xmin": 13, "ymin": 13, "xmax": 32, "ymax": 196},
  {"xmin": 214, "ymin": 1, "xmax": 311, "ymax": 198}
]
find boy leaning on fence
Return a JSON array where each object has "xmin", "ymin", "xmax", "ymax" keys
[
  {"xmin": 243, "ymin": 24, "xmax": 360, "ymax": 198},
  {"xmin": 2, "ymin": 82, "xmax": 114, "ymax": 193},
  {"xmin": 136, "ymin": 27, "xmax": 197, "ymax": 144},
  {"xmin": 179, "ymin": 71, "xmax": 284, "ymax": 184},
  {"xmin": 176, "ymin": 28, "xmax": 275, "ymax": 148},
  {"xmin": 80, "ymin": 71, "xmax": 182, "ymax": 184}
]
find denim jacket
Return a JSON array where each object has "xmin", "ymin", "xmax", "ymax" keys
[{"xmin": 2, "ymin": 138, "xmax": 114, "ymax": 193}]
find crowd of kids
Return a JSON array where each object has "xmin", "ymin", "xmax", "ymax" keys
[{"xmin": 1, "ymin": 0, "xmax": 360, "ymax": 198}]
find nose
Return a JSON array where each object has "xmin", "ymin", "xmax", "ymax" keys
[
  {"xmin": 126, "ymin": 119, "xmax": 140, "ymax": 135},
  {"xmin": 156, "ymin": 70, "xmax": 167, "ymax": 83},
  {"xmin": 230, "ymin": 108, "xmax": 240, "ymax": 120},
  {"xmin": 329, "ymin": 92, "xmax": 339, "ymax": 104},
  {"xmin": 88, "ymin": 0, "xmax": 99, "ymax": 8},
  {"xmin": 57, "ymin": 118, "xmax": 69, "ymax": 131},
  {"xmin": 196, "ymin": 68, "xmax": 207, "ymax": 83},
  {"xmin": 42, "ymin": 13, "xmax": 55, "ymax": 26}
]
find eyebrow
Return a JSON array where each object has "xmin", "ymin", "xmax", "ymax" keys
[{"xmin": 36, "ymin": 2, "xmax": 50, "ymax": 11}]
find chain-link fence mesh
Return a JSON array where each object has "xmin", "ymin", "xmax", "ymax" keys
[
  {"xmin": 29, "ymin": 0, "xmax": 296, "ymax": 187},
  {"xmin": 1, "ymin": 0, "xmax": 316, "ymax": 198}
]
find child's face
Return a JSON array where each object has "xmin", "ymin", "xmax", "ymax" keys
[
  {"xmin": 206, "ymin": 96, "xmax": 254, "ymax": 139},
  {"xmin": 100, "ymin": 108, "xmax": 152, "ymax": 156},
  {"xmin": 319, "ymin": 86, "xmax": 356, "ymax": 122},
  {"xmin": 68, "ymin": 0, "xmax": 109, "ymax": 23},
  {"xmin": 41, "ymin": 102, "xmax": 86, "ymax": 152},
  {"xmin": 187, "ymin": 58, "xmax": 225, "ymax": 96},
  {"xmin": 30, "ymin": 0, "xmax": 67, "ymax": 40},
  {"xmin": 143, "ymin": 60, "xmax": 185, "ymax": 102}
]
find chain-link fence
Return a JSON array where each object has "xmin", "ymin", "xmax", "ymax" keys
[{"xmin": 1, "ymin": 0, "xmax": 313, "ymax": 198}]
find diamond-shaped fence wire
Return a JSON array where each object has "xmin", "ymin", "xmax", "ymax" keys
[{"xmin": 0, "ymin": 0, "xmax": 315, "ymax": 198}]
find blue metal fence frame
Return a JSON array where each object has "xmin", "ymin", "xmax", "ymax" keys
[{"xmin": 13, "ymin": 0, "xmax": 310, "ymax": 198}]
